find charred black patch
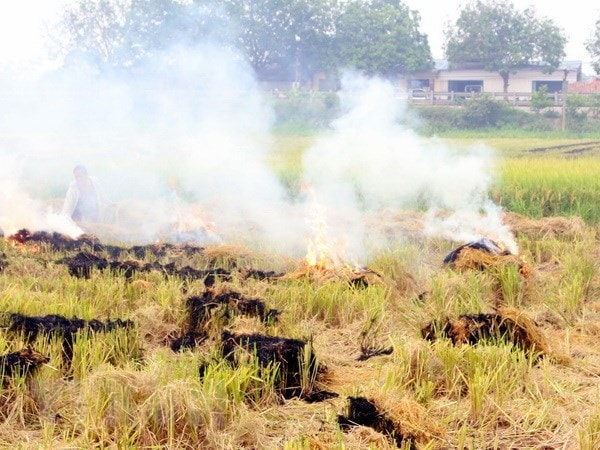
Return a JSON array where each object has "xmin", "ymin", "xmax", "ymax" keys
[
  {"xmin": 0, "ymin": 347, "xmax": 49, "ymax": 384},
  {"xmin": 238, "ymin": 268, "xmax": 284, "ymax": 281},
  {"xmin": 57, "ymin": 252, "xmax": 108, "ymax": 278},
  {"xmin": 338, "ymin": 397, "xmax": 415, "ymax": 449},
  {"xmin": 8, "ymin": 229, "xmax": 32, "ymax": 245},
  {"xmin": 8, "ymin": 314, "xmax": 133, "ymax": 342},
  {"xmin": 56, "ymin": 250, "xmax": 230, "ymax": 284},
  {"xmin": 9, "ymin": 229, "xmax": 102, "ymax": 252},
  {"xmin": 443, "ymin": 238, "xmax": 510, "ymax": 265},
  {"xmin": 175, "ymin": 266, "xmax": 231, "ymax": 284},
  {"xmin": 0, "ymin": 253, "xmax": 8, "ymax": 272},
  {"xmin": 7, "ymin": 230, "xmax": 209, "ymax": 263},
  {"xmin": 221, "ymin": 330, "xmax": 318, "ymax": 400},
  {"xmin": 170, "ymin": 289, "xmax": 279, "ymax": 352},
  {"xmin": 421, "ymin": 311, "xmax": 548, "ymax": 357},
  {"xmin": 357, "ymin": 345, "xmax": 394, "ymax": 361},
  {"xmin": 350, "ymin": 274, "xmax": 370, "ymax": 288},
  {"xmin": 170, "ymin": 331, "xmax": 208, "ymax": 352},
  {"xmin": 7, "ymin": 313, "xmax": 133, "ymax": 374},
  {"xmin": 302, "ymin": 389, "xmax": 339, "ymax": 403},
  {"xmin": 109, "ymin": 260, "xmax": 140, "ymax": 279},
  {"xmin": 185, "ymin": 290, "xmax": 280, "ymax": 332},
  {"xmin": 130, "ymin": 243, "xmax": 205, "ymax": 260},
  {"xmin": 421, "ymin": 313, "xmax": 501, "ymax": 345}
]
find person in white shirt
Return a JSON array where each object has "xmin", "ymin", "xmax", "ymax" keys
[{"xmin": 61, "ymin": 165, "xmax": 104, "ymax": 224}]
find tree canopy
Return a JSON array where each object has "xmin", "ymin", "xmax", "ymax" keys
[
  {"xmin": 444, "ymin": 0, "xmax": 567, "ymax": 92},
  {"xmin": 331, "ymin": 0, "xmax": 433, "ymax": 76},
  {"xmin": 56, "ymin": 0, "xmax": 432, "ymax": 81},
  {"xmin": 586, "ymin": 17, "xmax": 600, "ymax": 75}
]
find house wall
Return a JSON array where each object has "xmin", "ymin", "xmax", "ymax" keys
[
  {"xmin": 435, "ymin": 68, "xmax": 579, "ymax": 93},
  {"xmin": 405, "ymin": 64, "xmax": 581, "ymax": 94}
]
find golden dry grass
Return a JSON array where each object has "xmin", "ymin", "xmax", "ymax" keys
[{"xmin": 0, "ymin": 212, "xmax": 598, "ymax": 449}]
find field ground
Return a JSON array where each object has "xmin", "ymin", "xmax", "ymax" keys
[{"xmin": 0, "ymin": 134, "xmax": 599, "ymax": 449}]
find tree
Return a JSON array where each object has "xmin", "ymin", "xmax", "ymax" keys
[
  {"xmin": 444, "ymin": 0, "xmax": 567, "ymax": 92},
  {"xmin": 586, "ymin": 17, "xmax": 600, "ymax": 74},
  {"xmin": 57, "ymin": 0, "xmax": 230, "ymax": 71},
  {"xmin": 331, "ymin": 0, "xmax": 433, "ymax": 77},
  {"xmin": 220, "ymin": 0, "xmax": 335, "ymax": 81}
]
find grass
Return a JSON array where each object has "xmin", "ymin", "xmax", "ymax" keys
[
  {"xmin": 268, "ymin": 133, "xmax": 600, "ymax": 224},
  {"xmin": 0, "ymin": 133, "xmax": 598, "ymax": 448},
  {"xmin": 0, "ymin": 208, "xmax": 597, "ymax": 448}
]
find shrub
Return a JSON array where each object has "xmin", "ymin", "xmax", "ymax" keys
[
  {"xmin": 530, "ymin": 85, "xmax": 554, "ymax": 113},
  {"xmin": 460, "ymin": 96, "xmax": 508, "ymax": 128}
]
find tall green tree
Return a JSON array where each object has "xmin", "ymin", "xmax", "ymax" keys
[
  {"xmin": 58, "ymin": 0, "xmax": 230, "ymax": 70},
  {"xmin": 331, "ymin": 0, "xmax": 432, "ymax": 77},
  {"xmin": 220, "ymin": 0, "xmax": 334, "ymax": 81},
  {"xmin": 586, "ymin": 17, "xmax": 600, "ymax": 75},
  {"xmin": 444, "ymin": 0, "xmax": 567, "ymax": 92}
]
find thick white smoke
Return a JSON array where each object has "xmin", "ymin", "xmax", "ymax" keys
[
  {"xmin": 0, "ymin": 41, "xmax": 306, "ymax": 250},
  {"xmin": 302, "ymin": 72, "xmax": 518, "ymax": 257},
  {"xmin": 0, "ymin": 12, "xmax": 516, "ymax": 260}
]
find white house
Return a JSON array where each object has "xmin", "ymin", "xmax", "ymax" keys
[{"xmin": 403, "ymin": 59, "xmax": 582, "ymax": 95}]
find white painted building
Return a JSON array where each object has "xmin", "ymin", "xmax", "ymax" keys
[{"xmin": 403, "ymin": 59, "xmax": 582, "ymax": 94}]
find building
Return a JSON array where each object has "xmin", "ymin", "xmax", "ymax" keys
[{"xmin": 403, "ymin": 59, "xmax": 582, "ymax": 96}]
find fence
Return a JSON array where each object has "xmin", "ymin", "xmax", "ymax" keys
[{"xmin": 406, "ymin": 90, "xmax": 568, "ymax": 106}]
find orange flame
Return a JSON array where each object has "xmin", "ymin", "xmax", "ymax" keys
[
  {"xmin": 8, "ymin": 239, "xmax": 42, "ymax": 254},
  {"xmin": 304, "ymin": 187, "xmax": 344, "ymax": 270}
]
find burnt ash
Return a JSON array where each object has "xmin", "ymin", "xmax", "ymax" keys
[
  {"xmin": 8, "ymin": 229, "xmax": 206, "ymax": 261},
  {"xmin": 221, "ymin": 330, "xmax": 319, "ymax": 400},
  {"xmin": 57, "ymin": 251, "xmax": 231, "ymax": 284},
  {"xmin": 170, "ymin": 331, "xmax": 208, "ymax": 352},
  {"xmin": 7, "ymin": 313, "xmax": 134, "ymax": 374},
  {"xmin": 9, "ymin": 229, "xmax": 102, "ymax": 252},
  {"xmin": 421, "ymin": 313, "xmax": 508, "ymax": 346},
  {"xmin": 109, "ymin": 260, "xmax": 141, "ymax": 279},
  {"xmin": 421, "ymin": 313, "xmax": 546, "ymax": 358},
  {"xmin": 58, "ymin": 252, "xmax": 108, "ymax": 278},
  {"xmin": 357, "ymin": 345, "xmax": 394, "ymax": 361},
  {"xmin": 443, "ymin": 238, "xmax": 510, "ymax": 265},
  {"xmin": 238, "ymin": 268, "xmax": 284, "ymax": 281},
  {"xmin": 0, "ymin": 347, "xmax": 49, "ymax": 384},
  {"xmin": 186, "ymin": 290, "xmax": 280, "ymax": 332},
  {"xmin": 8, "ymin": 313, "xmax": 134, "ymax": 342},
  {"xmin": 338, "ymin": 397, "xmax": 415, "ymax": 449}
]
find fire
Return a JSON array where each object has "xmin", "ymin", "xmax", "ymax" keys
[
  {"xmin": 7, "ymin": 238, "xmax": 42, "ymax": 255},
  {"xmin": 303, "ymin": 187, "xmax": 344, "ymax": 270}
]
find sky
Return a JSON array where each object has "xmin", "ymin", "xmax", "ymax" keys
[
  {"xmin": 403, "ymin": 0, "xmax": 599, "ymax": 74},
  {"xmin": 0, "ymin": 0, "xmax": 598, "ymax": 75}
]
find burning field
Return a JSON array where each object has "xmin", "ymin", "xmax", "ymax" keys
[{"xmin": 0, "ymin": 211, "xmax": 597, "ymax": 449}]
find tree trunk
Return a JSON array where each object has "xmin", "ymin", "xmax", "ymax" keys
[{"xmin": 500, "ymin": 71, "xmax": 510, "ymax": 93}]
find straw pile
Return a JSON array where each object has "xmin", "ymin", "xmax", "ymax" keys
[
  {"xmin": 504, "ymin": 212, "xmax": 588, "ymax": 240},
  {"xmin": 338, "ymin": 394, "xmax": 445, "ymax": 449},
  {"xmin": 421, "ymin": 306, "xmax": 549, "ymax": 356}
]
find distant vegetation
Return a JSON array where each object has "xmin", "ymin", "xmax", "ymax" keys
[{"xmin": 271, "ymin": 93, "xmax": 600, "ymax": 135}]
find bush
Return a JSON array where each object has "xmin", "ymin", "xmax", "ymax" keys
[
  {"xmin": 271, "ymin": 90, "xmax": 340, "ymax": 132},
  {"xmin": 530, "ymin": 85, "xmax": 554, "ymax": 113},
  {"xmin": 460, "ymin": 96, "xmax": 508, "ymax": 128}
]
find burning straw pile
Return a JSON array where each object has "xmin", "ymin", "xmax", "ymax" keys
[
  {"xmin": 283, "ymin": 259, "xmax": 385, "ymax": 288},
  {"xmin": 443, "ymin": 237, "xmax": 529, "ymax": 276}
]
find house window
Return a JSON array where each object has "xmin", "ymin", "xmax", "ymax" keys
[
  {"xmin": 448, "ymin": 80, "xmax": 483, "ymax": 92},
  {"xmin": 409, "ymin": 79, "xmax": 430, "ymax": 90},
  {"xmin": 532, "ymin": 81, "xmax": 563, "ymax": 93}
]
